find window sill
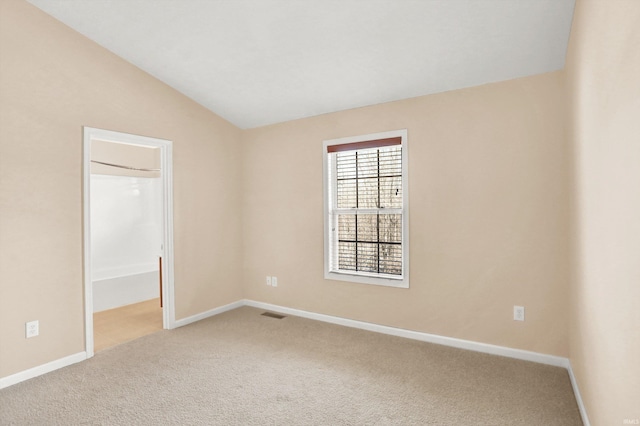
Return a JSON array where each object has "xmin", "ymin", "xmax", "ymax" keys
[{"xmin": 324, "ymin": 270, "xmax": 409, "ymax": 288}]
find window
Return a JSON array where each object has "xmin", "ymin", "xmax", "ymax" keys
[{"xmin": 323, "ymin": 130, "xmax": 408, "ymax": 288}]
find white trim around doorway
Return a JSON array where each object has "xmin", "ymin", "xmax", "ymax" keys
[{"xmin": 82, "ymin": 127, "xmax": 176, "ymax": 359}]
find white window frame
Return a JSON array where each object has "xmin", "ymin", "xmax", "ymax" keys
[{"xmin": 323, "ymin": 129, "xmax": 409, "ymax": 288}]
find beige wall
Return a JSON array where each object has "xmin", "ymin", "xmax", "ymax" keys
[
  {"xmin": 241, "ymin": 71, "xmax": 571, "ymax": 357},
  {"xmin": 91, "ymin": 139, "xmax": 161, "ymax": 178},
  {"xmin": 566, "ymin": 0, "xmax": 640, "ymax": 424},
  {"xmin": 0, "ymin": 0, "xmax": 243, "ymax": 378},
  {"xmin": 4, "ymin": 2, "xmax": 638, "ymax": 422}
]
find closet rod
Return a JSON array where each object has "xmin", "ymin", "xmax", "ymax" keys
[{"xmin": 91, "ymin": 160, "xmax": 160, "ymax": 172}]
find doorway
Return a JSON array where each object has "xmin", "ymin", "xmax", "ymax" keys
[{"xmin": 83, "ymin": 127, "xmax": 175, "ymax": 358}]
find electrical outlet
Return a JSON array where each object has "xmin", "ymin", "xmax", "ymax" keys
[
  {"xmin": 26, "ymin": 320, "xmax": 39, "ymax": 338},
  {"xmin": 266, "ymin": 276, "xmax": 272, "ymax": 286},
  {"xmin": 272, "ymin": 276, "xmax": 278, "ymax": 287},
  {"xmin": 514, "ymin": 306, "xmax": 525, "ymax": 322}
]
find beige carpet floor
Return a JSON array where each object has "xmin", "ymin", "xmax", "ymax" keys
[{"xmin": 0, "ymin": 306, "xmax": 582, "ymax": 425}]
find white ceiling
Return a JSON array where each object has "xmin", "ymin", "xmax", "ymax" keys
[{"xmin": 27, "ymin": 0, "xmax": 575, "ymax": 129}]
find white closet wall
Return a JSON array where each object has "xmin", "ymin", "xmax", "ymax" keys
[{"xmin": 91, "ymin": 175, "xmax": 162, "ymax": 312}]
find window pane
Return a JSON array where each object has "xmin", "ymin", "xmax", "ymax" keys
[
  {"xmin": 356, "ymin": 150, "xmax": 378, "ymax": 178},
  {"xmin": 357, "ymin": 243, "xmax": 378, "ymax": 273},
  {"xmin": 335, "ymin": 145, "xmax": 402, "ymax": 210},
  {"xmin": 379, "ymin": 243, "xmax": 402, "ymax": 275},
  {"xmin": 335, "ymin": 214, "xmax": 402, "ymax": 275},
  {"xmin": 379, "ymin": 176, "xmax": 402, "ymax": 208},
  {"xmin": 379, "ymin": 147, "xmax": 402, "ymax": 175},
  {"xmin": 337, "ymin": 179, "xmax": 356, "ymax": 208},
  {"xmin": 379, "ymin": 214, "xmax": 402, "ymax": 243},
  {"xmin": 357, "ymin": 177, "xmax": 379, "ymax": 208},
  {"xmin": 338, "ymin": 242, "xmax": 356, "ymax": 271},
  {"xmin": 336, "ymin": 152, "xmax": 356, "ymax": 180},
  {"xmin": 356, "ymin": 214, "xmax": 377, "ymax": 242},
  {"xmin": 337, "ymin": 214, "xmax": 355, "ymax": 241}
]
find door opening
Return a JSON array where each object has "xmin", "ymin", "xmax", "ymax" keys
[{"xmin": 83, "ymin": 127, "xmax": 175, "ymax": 358}]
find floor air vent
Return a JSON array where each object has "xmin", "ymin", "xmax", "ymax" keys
[{"xmin": 261, "ymin": 312, "xmax": 286, "ymax": 319}]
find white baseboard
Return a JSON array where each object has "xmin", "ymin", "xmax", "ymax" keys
[
  {"xmin": 172, "ymin": 300, "xmax": 244, "ymax": 329},
  {"xmin": 0, "ymin": 351, "xmax": 86, "ymax": 390},
  {"xmin": 244, "ymin": 300, "xmax": 569, "ymax": 368},
  {"xmin": 567, "ymin": 360, "xmax": 591, "ymax": 426}
]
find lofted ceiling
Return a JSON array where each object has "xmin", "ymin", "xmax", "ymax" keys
[{"xmin": 27, "ymin": 0, "xmax": 575, "ymax": 129}]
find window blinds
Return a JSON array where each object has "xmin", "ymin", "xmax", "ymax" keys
[{"xmin": 328, "ymin": 140, "xmax": 403, "ymax": 277}]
